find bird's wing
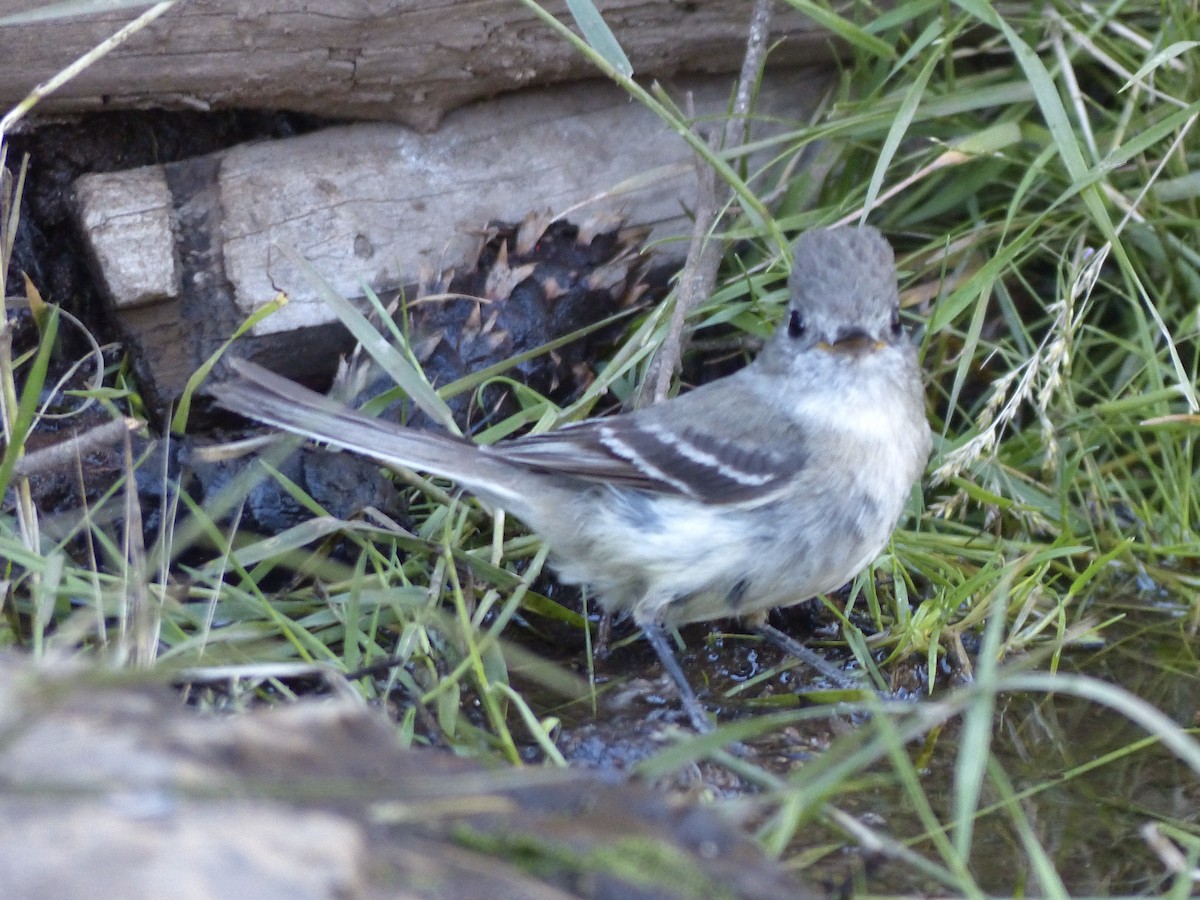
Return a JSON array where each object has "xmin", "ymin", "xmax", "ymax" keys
[{"xmin": 499, "ymin": 383, "xmax": 809, "ymax": 504}]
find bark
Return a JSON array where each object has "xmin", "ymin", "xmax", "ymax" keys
[{"xmin": 1, "ymin": 0, "xmax": 841, "ymax": 130}]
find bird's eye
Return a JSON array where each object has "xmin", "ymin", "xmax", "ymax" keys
[
  {"xmin": 890, "ymin": 306, "xmax": 903, "ymax": 337},
  {"xmin": 788, "ymin": 310, "xmax": 806, "ymax": 339}
]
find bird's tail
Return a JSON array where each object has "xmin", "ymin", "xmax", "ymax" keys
[{"xmin": 213, "ymin": 359, "xmax": 532, "ymax": 512}]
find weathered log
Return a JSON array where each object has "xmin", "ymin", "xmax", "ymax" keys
[
  {"xmin": 73, "ymin": 71, "xmax": 831, "ymax": 410},
  {"xmin": 0, "ymin": 655, "xmax": 820, "ymax": 899},
  {"xmin": 2, "ymin": 0, "xmax": 841, "ymax": 130}
]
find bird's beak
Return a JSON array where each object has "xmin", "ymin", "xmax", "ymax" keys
[{"xmin": 817, "ymin": 328, "xmax": 886, "ymax": 354}]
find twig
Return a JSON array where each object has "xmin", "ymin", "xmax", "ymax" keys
[
  {"xmin": 640, "ymin": 126, "xmax": 723, "ymax": 405},
  {"xmin": 638, "ymin": 0, "xmax": 774, "ymax": 405},
  {"xmin": 687, "ymin": 333, "xmax": 764, "ymax": 356},
  {"xmin": 11, "ymin": 416, "xmax": 142, "ymax": 478},
  {"xmin": 724, "ymin": 0, "xmax": 775, "ymax": 150}
]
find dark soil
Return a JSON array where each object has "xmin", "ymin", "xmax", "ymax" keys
[{"xmin": 7, "ymin": 109, "xmax": 335, "ymax": 353}]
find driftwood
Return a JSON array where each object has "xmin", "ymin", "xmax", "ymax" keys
[
  {"xmin": 1, "ymin": 0, "xmax": 841, "ymax": 130},
  {"xmin": 73, "ymin": 71, "xmax": 831, "ymax": 408},
  {"xmin": 0, "ymin": 655, "xmax": 819, "ymax": 899}
]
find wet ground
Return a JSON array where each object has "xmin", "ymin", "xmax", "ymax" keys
[
  {"xmin": 501, "ymin": 590, "xmax": 1198, "ymax": 895},
  {"xmin": 683, "ymin": 597, "xmax": 1195, "ymax": 895}
]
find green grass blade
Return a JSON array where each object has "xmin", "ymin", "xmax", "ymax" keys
[
  {"xmin": 783, "ymin": 0, "xmax": 897, "ymax": 60},
  {"xmin": 0, "ymin": 306, "xmax": 59, "ymax": 498},
  {"xmin": 563, "ymin": 0, "xmax": 632, "ymax": 77},
  {"xmin": 277, "ymin": 244, "xmax": 460, "ymax": 434}
]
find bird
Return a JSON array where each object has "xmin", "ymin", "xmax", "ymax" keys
[{"xmin": 214, "ymin": 226, "xmax": 931, "ymax": 732}]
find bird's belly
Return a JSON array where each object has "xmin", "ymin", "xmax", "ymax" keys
[
  {"xmin": 547, "ymin": 483, "xmax": 901, "ymax": 627},
  {"xmin": 551, "ymin": 495, "xmax": 753, "ymax": 612}
]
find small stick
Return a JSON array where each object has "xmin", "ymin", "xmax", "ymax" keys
[
  {"xmin": 11, "ymin": 416, "xmax": 142, "ymax": 478},
  {"xmin": 638, "ymin": 0, "xmax": 775, "ymax": 405}
]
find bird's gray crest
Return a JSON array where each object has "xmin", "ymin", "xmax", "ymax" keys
[{"xmin": 788, "ymin": 226, "xmax": 898, "ymax": 330}]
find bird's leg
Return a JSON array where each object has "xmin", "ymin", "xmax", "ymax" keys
[
  {"xmin": 753, "ymin": 621, "xmax": 861, "ymax": 690},
  {"xmin": 639, "ymin": 621, "xmax": 714, "ymax": 733},
  {"xmin": 595, "ymin": 609, "xmax": 613, "ymax": 660}
]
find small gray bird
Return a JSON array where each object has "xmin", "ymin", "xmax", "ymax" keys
[{"xmin": 215, "ymin": 226, "xmax": 931, "ymax": 732}]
